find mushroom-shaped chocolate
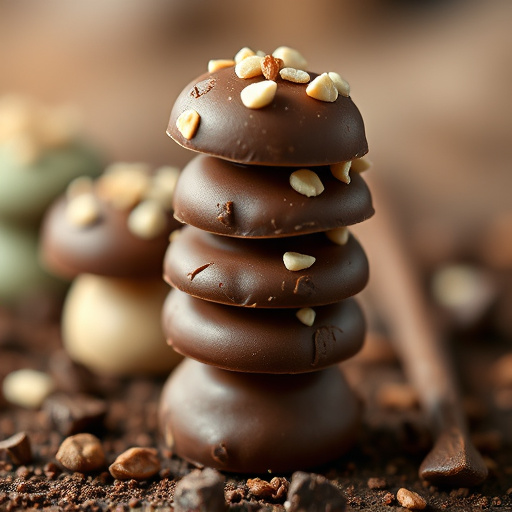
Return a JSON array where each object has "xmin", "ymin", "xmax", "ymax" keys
[{"xmin": 41, "ymin": 163, "xmax": 183, "ymax": 376}]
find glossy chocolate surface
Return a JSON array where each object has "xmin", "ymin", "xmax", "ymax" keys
[
  {"xmin": 173, "ymin": 154, "xmax": 374, "ymax": 238},
  {"xmin": 167, "ymin": 67, "xmax": 368, "ymax": 166},
  {"xmin": 162, "ymin": 289, "xmax": 365, "ymax": 373},
  {"xmin": 164, "ymin": 226, "xmax": 369, "ymax": 308},
  {"xmin": 159, "ymin": 358, "xmax": 360, "ymax": 473},
  {"xmin": 41, "ymin": 196, "xmax": 181, "ymax": 279}
]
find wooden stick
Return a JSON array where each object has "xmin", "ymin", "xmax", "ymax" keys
[{"xmin": 354, "ymin": 174, "xmax": 488, "ymax": 486}]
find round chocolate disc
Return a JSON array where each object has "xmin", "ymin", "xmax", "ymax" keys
[
  {"xmin": 41, "ymin": 196, "xmax": 181, "ymax": 279},
  {"xmin": 167, "ymin": 67, "xmax": 368, "ymax": 166},
  {"xmin": 173, "ymin": 154, "xmax": 374, "ymax": 238},
  {"xmin": 163, "ymin": 226, "xmax": 369, "ymax": 308},
  {"xmin": 159, "ymin": 358, "xmax": 360, "ymax": 473},
  {"xmin": 162, "ymin": 289, "xmax": 366, "ymax": 373}
]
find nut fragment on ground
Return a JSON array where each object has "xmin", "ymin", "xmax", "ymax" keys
[
  {"xmin": 176, "ymin": 109, "xmax": 200, "ymax": 140},
  {"xmin": 2, "ymin": 369, "xmax": 55, "ymax": 409},
  {"xmin": 127, "ymin": 199, "xmax": 167, "ymax": 239},
  {"xmin": 296, "ymin": 307, "xmax": 316, "ymax": 326},
  {"xmin": 235, "ymin": 55, "xmax": 264, "ymax": 79},
  {"xmin": 331, "ymin": 161, "xmax": 352, "ymax": 184},
  {"xmin": 289, "ymin": 169, "xmax": 324, "ymax": 197},
  {"xmin": 272, "ymin": 46, "xmax": 308, "ymax": 70},
  {"xmin": 328, "ymin": 72, "xmax": 350, "ymax": 97},
  {"xmin": 0, "ymin": 432, "xmax": 32, "ymax": 465},
  {"xmin": 280, "ymin": 68, "xmax": 310, "ymax": 84},
  {"xmin": 283, "ymin": 252, "xmax": 316, "ymax": 271},
  {"xmin": 326, "ymin": 227, "xmax": 350, "ymax": 246},
  {"xmin": 306, "ymin": 73, "xmax": 338, "ymax": 102},
  {"xmin": 396, "ymin": 488, "xmax": 427, "ymax": 510},
  {"xmin": 109, "ymin": 447, "xmax": 160, "ymax": 481},
  {"xmin": 240, "ymin": 80, "xmax": 277, "ymax": 109},
  {"xmin": 174, "ymin": 467, "xmax": 226, "ymax": 512},
  {"xmin": 56, "ymin": 433, "xmax": 106, "ymax": 473},
  {"xmin": 65, "ymin": 193, "xmax": 101, "ymax": 227}
]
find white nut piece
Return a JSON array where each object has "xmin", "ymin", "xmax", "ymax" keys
[
  {"xmin": 326, "ymin": 227, "xmax": 350, "ymax": 245},
  {"xmin": 330, "ymin": 161, "xmax": 352, "ymax": 184},
  {"xmin": 127, "ymin": 200, "xmax": 167, "ymax": 239},
  {"xmin": 279, "ymin": 68, "xmax": 310, "ymax": 84},
  {"xmin": 208, "ymin": 59, "xmax": 235, "ymax": 73},
  {"xmin": 272, "ymin": 46, "xmax": 308, "ymax": 70},
  {"xmin": 235, "ymin": 55, "xmax": 264, "ymax": 79},
  {"xmin": 351, "ymin": 155, "xmax": 372, "ymax": 173},
  {"xmin": 176, "ymin": 109, "xmax": 200, "ymax": 140},
  {"xmin": 234, "ymin": 47, "xmax": 255, "ymax": 64},
  {"xmin": 2, "ymin": 369, "xmax": 54, "ymax": 409},
  {"xmin": 328, "ymin": 72, "xmax": 350, "ymax": 97},
  {"xmin": 283, "ymin": 251, "xmax": 316, "ymax": 271},
  {"xmin": 289, "ymin": 169, "xmax": 324, "ymax": 197},
  {"xmin": 306, "ymin": 73, "xmax": 338, "ymax": 103},
  {"xmin": 66, "ymin": 193, "xmax": 101, "ymax": 227},
  {"xmin": 240, "ymin": 80, "xmax": 277, "ymax": 109},
  {"xmin": 296, "ymin": 307, "xmax": 316, "ymax": 326}
]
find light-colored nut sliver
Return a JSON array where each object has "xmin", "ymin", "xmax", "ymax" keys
[
  {"xmin": 306, "ymin": 73, "xmax": 338, "ymax": 103},
  {"xmin": 296, "ymin": 307, "xmax": 316, "ymax": 326},
  {"xmin": 283, "ymin": 251, "xmax": 316, "ymax": 271},
  {"xmin": 326, "ymin": 227, "xmax": 350, "ymax": 245},
  {"xmin": 127, "ymin": 200, "xmax": 167, "ymax": 239},
  {"xmin": 235, "ymin": 55, "xmax": 264, "ymax": 79},
  {"xmin": 328, "ymin": 72, "xmax": 350, "ymax": 97},
  {"xmin": 234, "ymin": 47, "xmax": 255, "ymax": 64},
  {"xmin": 351, "ymin": 155, "xmax": 372, "ymax": 173},
  {"xmin": 66, "ymin": 193, "xmax": 101, "ymax": 227},
  {"xmin": 240, "ymin": 81, "xmax": 277, "ymax": 109},
  {"xmin": 176, "ymin": 109, "xmax": 200, "ymax": 140},
  {"xmin": 279, "ymin": 68, "xmax": 310, "ymax": 84},
  {"xmin": 272, "ymin": 46, "xmax": 308, "ymax": 70},
  {"xmin": 208, "ymin": 59, "xmax": 235, "ymax": 73},
  {"xmin": 289, "ymin": 169, "xmax": 324, "ymax": 197},
  {"xmin": 330, "ymin": 161, "xmax": 352, "ymax": 184}
]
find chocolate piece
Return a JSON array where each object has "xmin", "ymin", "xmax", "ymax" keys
[
  {"xmin": 0, "ymin": 432, "xmax": 32, "ymax": 465},
  {"xmin": 173, "ymin": 154, "xmax": 374, "ymax": 238},
  {"xmin": 174, "ymin": 468, "xmax": 226, "ymax": 512},
  {"xmin": 286, "ymin": 471, "xmax": 347, "ymax": 512},
  {"xmin": 164, "ymin": 226, "xmax": 368, "ymax": 308},
  {"xmin": 163, "ymin": 289, "xmax": 365, "ymax": 373},
  {"xmin": 167, "ymin": 67, "xmax": 368, "ymax": 166},
  {"xmin": 41, "ymin": 196, "xmax": 180, "ymax": 279},
  {"xmin": 159, "ymin": 359, "xmax": 360, "ymax": 473}
]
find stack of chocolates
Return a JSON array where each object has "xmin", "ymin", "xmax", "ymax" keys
[{"xmin": 160, "ymin": 47, "xmax": 374, "ymax": 473}]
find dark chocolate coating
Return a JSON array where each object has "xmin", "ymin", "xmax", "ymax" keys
[
  {"xmin": 159, "ymin": 358, "xmax": 360, "ymax": 473},
  {"xmin": 41, "ymin": 197, "xmax": 181, "ymax": 279},
  {"xmin": 163, "ymin": 226, "xmax": 369, "ymax": 308},
  {"xmin": 167, "ymin": 67, "xmax": 368, "ymax": 166},
  {"xmin": 173, "ymin": 154, "xmax": 374, "ymax": 238},
  {"xmin": 162, "ymin": 289, "xmax": 365, "ymax": 373}
]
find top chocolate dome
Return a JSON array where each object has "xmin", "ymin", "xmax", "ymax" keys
[{"xmin": 167, "ymin": 47, "xmax": 368, "ymax": 166}]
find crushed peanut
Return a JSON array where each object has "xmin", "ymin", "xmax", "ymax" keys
[
  {"xmin": 279, "ymin": 68, "xmax": 310, "ymax": 84},
  {"xmin": 283, "ymin": 252, "xmax": 316, "ymax": 271},
  {"xmin": 234, "ymin": 47, "xmax": 256, "ymax": 64},
  {"xmin": 330, "ymin": 161, "xmax": 352, "ymax": 184},
  {"xmin": 235, "ymin": 55, "xmax": 264, "ymax": 79},
  {"xmin": 351, "ymin": 155, "xmax": 372, "ymax": 173},
  {"xmin": 261, "ymin": 55, "xmax": 283, "ymax": 81},
  {"xmin": 289, "ymin": 169, "xmax": 324, "ymax": 197},
  {"xmin": 240, "ymin": 80, "xmax": 277, "ymax": 109},
  {"xmin": 306, "ymin": 73, "xmax": 338, "ymax": 103},
  {"xmin": 396, "ymin": 488, "xmax": 427, "ymax": 510},
  {"xmin": 145, "ymin": 165, "xmax": 180, "ymax": 211},
  {"xmin": 66, "ymin": 193, "xmax": 101, "ymax": 227},
  {"xmin": 328, "ymin": 72, "xmax": 350, "ymax": 97},
  {"xmin": 326, "ymin": 227, "xmax": 350, "ymax": 245},
  {"xmin": 176, "ymin": 109, "xmax": 200, "ymax": 140},
  {"xmin": 66, "ymin": 176, "xmax": 94, "ymax": 200},
  {"xmin": 208, "ymin": 59, "xmax": 235, "ymax": 73},
  {"xmin": 272, "ymin": 46, "xmax": 308, "ymax": 70},
  {"xmin": 127, "ymin": 200, "xmax": 167, "ymax": 239},
  {"xmin": 296, "ymin": 307, "xmax": 316, "ymax": 326}
]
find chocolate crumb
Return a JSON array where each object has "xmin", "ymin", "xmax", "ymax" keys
[
  {"xmin": 286, "ymin": 471, "xmax": 346, "ymax": 511},
  {"xmin": 216, "ymin": 201, "xmax": 234, "ymax": 226},
  {"xmin": 367, "ymin": 477, "xmax": 387, "ymax": 490},
  {"xmin": 174, "ymin": 467, "xmax": 225, "ymax": 512},
  {"xmin": 0, "ymin": 432, "xmax": 32, "ymax": 465}
]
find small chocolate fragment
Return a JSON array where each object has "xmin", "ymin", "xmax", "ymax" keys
[
  {"xmin": 0, "ymin": 432, "xmax": 32, "ymax": 465},
  {"xmin": 174, "ymin": 467, "xmax": 226, "ymax": 512},
  {"xmin": 43, "ymin": 392, "xmax": 107, "ymax": 436},
  {"xmin": 286, "ymin": 471, "xmax": 346, "ymax": 512}
]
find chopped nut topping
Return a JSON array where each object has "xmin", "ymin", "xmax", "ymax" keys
[
  {"xmin": 96, "ymin": 163, "xmax": 151, "ymax": 210},
  {"xmin": 127, "ymin": 200, "xmax": 167, "ymax": 239},
  {"xmin": 330, "ymin": 161, "xmax": 352, "ymax": 184},
  {"xmin": 234, "ymin": 46, "xmax": 256, "ymax": 63},
  {"xmin": 235, "ymin": 55, "xmax": 264, "ymax": 79},
  {"xmin": 351, "ymin": 155, "xmax": 372, "ymax": 173},
  {"xmin": 289, "ymin": 169, "xmax": 324, "ymax": 197},
  {"xmin": 272, "ymin": 46, "xmax": 308, "ymax": 70},
  {"xmin": 208, "ymin": 59, "xmax": 235, "ymax": 73},
  {"xmin": 328, "ymin": 72, "xmax": 350, "ymax": 97},
  {"xmin": 261, "ymin": 55, "xmax": 283, "ymax": 81},
  {"xmin": 66, "ymin": 176, "xmax": 94, "ymax": 200},
  {"xmin": 306, "ymin": 73, "xmax": 338, "ymax": 102},
  {"xmin": 296, "ymin": 307, "xmax": 316, "ymax": 326},
  {"xmin": 66, "ymin": 193, "xmax": 101, "ymax": 227},
  {"xmin": 240, "ymin": 80, "xmax": 277, "ymax": 109},
  {"xmin": 2, "ymin": 369, "xmax": 54, "ymax": 409},
  {"xmin": 176, "ymin": 109, "xmax": 200, "ymax": 140},
  {"xmin": 326, "ymin": 227, "xmax": 350, "ymax": 245},
  {"xmin": 145, "ymin": 165, "xmax": 180, "ymax": 211},
  {"xmin": 283, "ymin": 252, "xmax": 316, "ymax": 271},
  {"xmin": 279, "ymin": 67, "xmax": 310, "ymax": 84}
]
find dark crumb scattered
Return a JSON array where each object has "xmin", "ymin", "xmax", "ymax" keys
[{"xmin": 1, "ymin": 306, "xmax": 512, "ymax": 511}]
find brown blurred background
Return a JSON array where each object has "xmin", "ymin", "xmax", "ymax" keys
[{"xmin": 1, "ymin": 0, "xmax": 511, "ymax": 314}]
